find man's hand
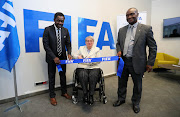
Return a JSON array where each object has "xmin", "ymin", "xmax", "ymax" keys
[
  {"xmin": 68, "ymin": 54, "xmax": 72, "ymax": 60},
  {"xmin": 54, "ymin": 57, "xmax": 60, "ymax": 64},
  {"xmin": 117, "ymin": 51, "xmax": 122, "ymax": 57},
  {"xmin": 146, "ymin": 65, "xmax": 152, "ymax": 73}
]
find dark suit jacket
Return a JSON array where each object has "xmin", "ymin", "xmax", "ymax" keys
[
  {"xmin": 116, "ymin": 23, "xmax": 157, "ymax": 74},
  {"xmin": 43, "ymin": 25, "xmax": 71, "ymax": 63}
]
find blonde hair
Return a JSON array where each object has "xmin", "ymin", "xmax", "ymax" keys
[{"xmin": 85, "ymin": 36, "xmax": 94, "ymax": 42}]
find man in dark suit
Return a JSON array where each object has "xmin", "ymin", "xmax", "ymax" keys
[
  {"xmin": 113, "ymin": 8, "xmax": 157, "ymax": 113},
  {"xmin": 43, "ymin": 12, "xmax": 72, "ymax": 106}
]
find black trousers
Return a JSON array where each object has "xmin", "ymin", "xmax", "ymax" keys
[
  {"xmin": 118, "ymin": 57, "xmax": 143, "ymax": 105},
  {"xmin": 48, "ymin": 57, "xmax": 67, "ymax": 98},
  {"xmin": 76, "ymin": 68, "xmax": 100, "ymax": 96}
]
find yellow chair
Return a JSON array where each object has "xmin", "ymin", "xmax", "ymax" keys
[{"xmin": 153, "ymin": 53, "xmax": 179, "ymax": 69}]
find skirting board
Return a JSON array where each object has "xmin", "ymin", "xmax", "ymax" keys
[{"xmin": 0, "ymin": 73, "xmax": 116, "ymax": 104}]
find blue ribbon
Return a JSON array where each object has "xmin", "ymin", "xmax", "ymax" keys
[
  {"xmin": 56, "ymin": 56, "xmax": 124, "ymax": 77},
  {"xmin": 56, "ymin": 64, "xmax": 62, "ymax": 72},
  {"xmin": 60, "ymin": 56, "xmax": 119, "ymax": 64},
  {"xmin": 117, "ymin": 57, "xmax": 124, "ymax": 78}
]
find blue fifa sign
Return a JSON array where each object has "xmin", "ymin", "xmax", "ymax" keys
[
  {"xmin": 78, "ymin": 17, "xmax": 97, "ymax": 48},
  {"xmin": 97, "ymin": 21, "xmax": 115, "ymax": 50},
  {"xmin": 78, "ymin": 17, "xmax": 115, "ymax": 50},
  {"xmin": 24, "ymin": 9, "xmax": 71, "ymax": 52},
  {"xmin": 24, "ymin": 9, "xmax": 115, "ymax": 52}
]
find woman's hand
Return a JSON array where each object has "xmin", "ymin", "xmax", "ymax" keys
[{"xmin": 78, "ymin": 55, "xmax": 83, "ymax": 59}]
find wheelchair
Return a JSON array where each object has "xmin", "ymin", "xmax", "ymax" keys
[{"xmin": 72, "ymin": 68, "xmax": 107, "ymax": 104}]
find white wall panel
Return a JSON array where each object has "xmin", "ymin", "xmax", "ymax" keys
[
  {"xmin": 151, "ymin": 0, "xmax": 180, "ymax": 59},
  {"xmin": 0, "ymin": 0, "xmax": 152, "ymax": 100}
]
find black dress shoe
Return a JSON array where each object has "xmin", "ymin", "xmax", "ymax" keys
[
  {"xmin": 133, "ymin": 104, "xmax": 140, "ymax": 113},
  {"xmin": 113, "ymin": 100, "xmax": 125, "ymax": 107},
  {"xmin": 89, "ymin": 95, "xmax": 94, "ymax": 105}
]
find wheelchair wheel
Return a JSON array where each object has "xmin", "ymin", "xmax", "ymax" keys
[
  {"xmin": 100, "ymin": 74, "xmax": 107, "ymax": 104},
  {"xmin": 72, "ymin": 85, "xmax": 78, "ymax": 104},
  {"xmin": 99, "ymin": 87, "xmax": 102, "ymax": 102},
  {"xmin": 99, "ymin": 77, "xmax": 107, "ymax": 103}
]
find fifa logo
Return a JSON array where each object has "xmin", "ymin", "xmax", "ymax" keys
[
  {"xmin": 23, "ymin": 9, "xmax": 116, "ymax": 53},
  {"xmin": 0, "ymin": 1, "xmax": 17, "ymax": 51}
]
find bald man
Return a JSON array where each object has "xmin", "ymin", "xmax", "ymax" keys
[{"xmin": 114, "ymin": 8, "xmax": 157, "ymax": 113}]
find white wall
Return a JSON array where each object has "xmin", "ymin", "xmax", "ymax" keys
[
  {"xmin": 151, "ymin": 0, "xmax": 180, "ymax": 59},
  {"xmin": 0, "ymin": 0, "xmax": 152, "ymax": 100}
]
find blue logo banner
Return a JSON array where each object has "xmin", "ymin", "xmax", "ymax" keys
[{"xmin": 0, "ymin": 0, "xmax": 20, "ymax": 72}]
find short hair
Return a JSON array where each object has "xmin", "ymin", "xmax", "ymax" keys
[
  {"xmin": 85, "ymin": 36, "xmax": 94, "ymax": 41},
  {"xmin": 127, "ymin": 7, "xmax": 138, "ymax": 13},
  {"xmin": 54, "ymin": 12, "xmax": 65, "ymax": 20}
]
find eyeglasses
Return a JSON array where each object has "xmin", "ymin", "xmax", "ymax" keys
[{"xmin": 86, "ymin": 40, "xmax": 93, "ymax": 42}]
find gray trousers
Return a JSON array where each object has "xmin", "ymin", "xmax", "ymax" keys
[
  {"xmin": 118, "ymin": 57, "xmax": 143, "ymax": 105},
  {"xmin": 76, "ymin": 68, "xmax": 100, "ymax": 96}
]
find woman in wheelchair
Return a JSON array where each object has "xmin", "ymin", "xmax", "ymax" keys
[{"xmin": 73, "ymin": 36, "xmax": 101, "ymax": 105}]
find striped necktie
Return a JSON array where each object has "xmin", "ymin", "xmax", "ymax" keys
[{"xmin": 57, "ymin": 29, "xmax": 62, "ymax": 56}]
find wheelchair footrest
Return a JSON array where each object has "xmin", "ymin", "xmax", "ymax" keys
[{"xmin": 103, "ymin": 96, "xmax": 107, "ymax": 104}]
